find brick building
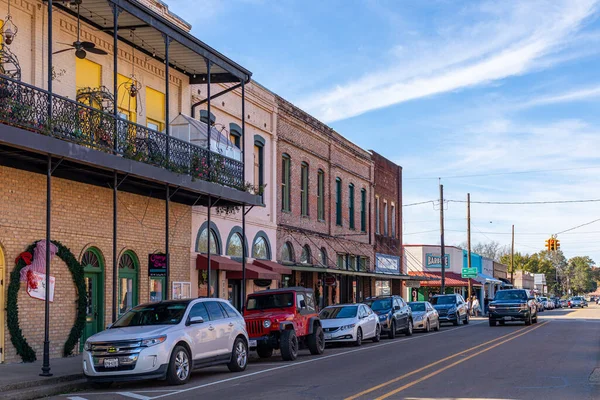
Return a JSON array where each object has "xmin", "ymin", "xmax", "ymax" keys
[
  {"xmin": 0, "ymin": 0, "xmax": 259, "ymax": 364},
  {"xmin": 371, "ymin": 152, "xmax": 404, "ymax": 297},
  {"xmin": 275, "ymin": 96, "xmax": 376, "ymax": 306}
]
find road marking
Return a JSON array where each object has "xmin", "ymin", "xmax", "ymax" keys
[
  {"xmin": 373, "ymin": 321, "xmax": 550, "ymax": 400},
  {"xmin": 117, "ymin": 393, "xmax": 152, "ymax": 400},
  {"xmin": 126, "ymin": 321, "xmax": 485, "ymax": 399},
  {"xmin": 344, "ymin": 323, "xmax": 532, "ymax": 400},
  {"xmin": 67, "ymin": 397, "xmax": 89, "ymax": 400}
]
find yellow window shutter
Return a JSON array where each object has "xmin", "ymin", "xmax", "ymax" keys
[
  {"xmin": 75, "ymin": 58, "xmax": 102, "ymax": 92},
  {"xmin": 146, "ymin": 87, "xmax": 165, "ymax": 130}
]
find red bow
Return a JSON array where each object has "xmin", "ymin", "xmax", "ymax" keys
[
  {"xmin": 26, "ymin": 270, "xmax": 38, "ymax": 290},
  {"xmin": 15, "ymin": 252, "xmax": 32, "ymax": 266}
]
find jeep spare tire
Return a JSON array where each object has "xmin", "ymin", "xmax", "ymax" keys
[
  {"xmin": 280, "ymin": 330, "xmax": 299, "ymax": 361},
  {"xmin": 308, "ymin": 325, "xmax": 325, "ymax": 355}
]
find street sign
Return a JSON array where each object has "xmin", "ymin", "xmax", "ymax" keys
[
  {"xmin": 461, "ymin": 268, "xmax": 477, "ymax": 279},
  {"xmin": 406, "ymin": 280, "xmax": 421, "ymax": 288}
]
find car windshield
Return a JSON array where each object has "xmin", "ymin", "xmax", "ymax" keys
[
  {"xmin": 540, "ymin": 297, "xmax": 548, "ymax": 301},
  {"xmin": 112, "ymin": 302, "xmax": 188, "ymax": 327},
  {"xmin": 573, "ymin": 296, "xmax": 583, "ymax": 301},
  {"xmin": 495, "ymin": 290, "xmax": 527, "ymax": 301},
  {"xmin": 247, "ymin": 293, "xmax": 294, "ymax": 310},
  {"xmin": 366, "ymin": 298, "xmax": 392, "ymax": 311},
  {"xmin": 319, "ymin": 306, "xmax": 357, "ymax": 319},
  {"xmin": 430, "ymin": 296, "xmax": 455, "ymax": 305},
  {"xmin": 408, "ymin": 302, "xmax": 426, "ymax": 312}
]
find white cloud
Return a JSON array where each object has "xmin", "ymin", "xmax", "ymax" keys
[
  {"xmin": 521, "ymin": 85, "xmax": 600, "ymax": 108},
  {"xmin": 297, "ymin": 0, "xmax": 599, "ymax": 122}
]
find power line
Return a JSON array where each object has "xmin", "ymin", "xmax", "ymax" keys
[
  {"xmin": 404, "ymin": 165, "xmax": 600, "ymax": 181},
  {"xmin": 448, "ymin": 198, "xmax": 600, "ymax": 205},
  {"xmin": 555, "ymin": 218, "xmax": 600, "ymax": 235},
  {"xmin": 403, "ymin": 200, "xmax": 436, "ymax": 207}
]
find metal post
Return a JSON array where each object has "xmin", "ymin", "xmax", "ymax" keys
[
  {"xmin": 112, "ymin": 4, "xmax": 119, "ymax": 153},
  {"xmin": 207, "ymin": 196, "xmax": 212, "ymax": 297},
  {"xmin": 112, "ymin": 171, "xmax": 118, "ymax": 322},
  {"xmin": 241, "ymin": 80, "xmax": 246, "ymax": 310},
  {"xmin": 41, "ymin": 0, "xmax": 53, "ymax": 377},
  {"xmin": 164, "ymin": 35, "xmax": 170, "ymax": 161},
  {"xmin": 165, "ymin": 185, "xmax": 170, "ymax": 299},
  {"xmin": 206, "ymin": 60, "xmax": 212, "ymax": 178},
  {"xmin": 467, "ymin": 193, "xmax": 472, "ymax": 302},
  {"xmin": 439, "ymin": 184, "xmax": 445, "ymax": 294},
  {"xmin": 510, "ymin": 225, "xmax": 515, "ymax": 285}
]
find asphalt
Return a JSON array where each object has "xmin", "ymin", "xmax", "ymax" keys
[{"xmin": 52, "ymin": 305, "xmax": 600, "ymax": 400}]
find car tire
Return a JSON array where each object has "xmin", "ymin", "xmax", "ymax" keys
[
  {"xmin": 308, "ymin": 325, "xmax": 325, "ymax": 355},
  {"xmin": 166, "ymin": 345, "xmax": 192, "ymax": 385},
  {"xmin": 464, "ymin": 314, "xmax": 470, "ymax": 325},
  {"xmin": 355, "ymin": 328, "xmax": 363, "ymax": 346},
  {"xmin": 425, "ymin": 319, "xmax": 431, "ymax": 333},
  {"xmin": 257, "ymin": 344, "xmax": 273, "ymax": 359},
  {"xmin": 525, "ymin": 313, "xmax": 532, "ymax": 326},
  {"xmin": 453, "ymin": 314, "xmax": 460, "ymax": 326},
  {"xmin": 489, "ymin": 319, "xmax": 496, "ymax": 327},
  {"xmin": 280, "ymin": 330, "xmax": 299, "ymax": 361},
  {"xmin": 434, "ymin": 320, "xmax": 440, "ymax": 331},
  {"xmin": 533, "ymin": 314, "xmax": 538, "ymax": 323},
  {"xmin": 388, "ymin": 320, "xmax": 396, "ymax": 339},
  {"xmin": 405, "ymin": 319, "xmax": 413, "ymax": 336},
  {"xmin": 372, "ymin": 324, "xmax": 381, "ymax": 342},
  {"xmin": 227, "ymin": 337, "xmax": 248, "ymax": 372}
]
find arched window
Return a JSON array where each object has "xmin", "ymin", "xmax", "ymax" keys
[
  {"xmin": 281, "ymin": 242, "xmax": 294, "ymax": 263},
  {"xmin": 226, "ymin": 233, "xmax": 244, "ymax": 258},
  {"xmin": 196, "ymin": 222, "xmax": 222, "ymax": 255},
  {"xmin": 252, "ymin": 232, "xmax": 271, "ymax": 260},
  {"xmin": 300, "ymin": 245, "xmax": 312, "ymax": 264},
  {"xmin": 118, "ymin": 250, "xmax": 139, "ymax": 315},
  {"xmin": 320, "ymin": 248, "xmax": 328, "ymax": 267}
]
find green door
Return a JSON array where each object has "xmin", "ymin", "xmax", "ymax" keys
[{"xmin": 81, "ymin": 248, "xmax": 104, "ymax": 347}]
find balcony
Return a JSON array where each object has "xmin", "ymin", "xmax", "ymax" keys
[{"xmin": 0, "ymin": 75, "xmax": 244, "ymax": 190}]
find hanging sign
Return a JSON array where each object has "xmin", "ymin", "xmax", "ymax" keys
[
  {"xmin": 27, "ymin": 271, "xmax": 55, "ymax": 302},
  {"xmin": 324, "ymin": 275, "xmax": 337, "ymax": 286},
  {"xmin": 148, "ymin": 253, "xmax": 167, "ymax": 277},
  {"xmin": 406, "ymin": 280, "xmax": 421, "ymax": 288}
]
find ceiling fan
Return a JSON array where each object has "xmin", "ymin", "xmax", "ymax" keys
[{"xmin": 53, "ymin": 2, "xmax": 107, "ymax": 59}]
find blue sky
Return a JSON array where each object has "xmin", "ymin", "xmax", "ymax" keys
[{"xmin": 170, "ymin": 0, "xmax": 600, "ymax": 264}]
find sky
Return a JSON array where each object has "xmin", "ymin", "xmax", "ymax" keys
[{"xmin": 168, "ymin": 0, "xmax": 600, "ymax": 265}]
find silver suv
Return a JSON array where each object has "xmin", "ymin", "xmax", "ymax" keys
[{"xmin": 83, "ymin": 298, "xmax": 249, "ymax": 386}]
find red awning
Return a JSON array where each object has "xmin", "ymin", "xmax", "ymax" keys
[
  {"xmin": 196, "ymin": 254, "xmax": 242, "ymax": 271},
  {"xmin": 226, "ymin": 264, "xmax": 280, "ymax": 280},
  {"xmin": 408, "ymin": 271, "xmax": 482, "ymax": 287},
  {"xmin": 252, "ymin": 259, "xmax": 292, "ymax": 275}
]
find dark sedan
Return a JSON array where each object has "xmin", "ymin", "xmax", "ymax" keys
[{"xmin": 488, "ymin": 289, "xmax": 538, "ymax": 326}]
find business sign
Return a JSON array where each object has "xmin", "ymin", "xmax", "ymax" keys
[
  {"xmin": 375, "ymin": 253, "xmax": 400, "ymax": 274},
  {"xmin": 324, "ymin": 275, "xmax": 337, "ymax": 286},
  {"xmin": 405, "ymin": 280, "xmax": 421, "ymax": 288},
  {"xmin": 148, "ymin": 253, "xmax": 167, "ymax": 277},
  {"xmin": 425, "ymin": 253, "xmax": 450, "ymax": 269},
  {"xmin": 27, "ymin": 272, "xmax": 55, "ymax": 302}
]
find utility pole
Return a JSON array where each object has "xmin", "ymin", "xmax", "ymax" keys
[
  {"xmin": 439, "ymin": 184, "xmax": 445, "ymax": 294},
  {"xmin": 510, "ymin": 224, "xmax": 515, "ymax": 285},
  {"xmin": 467, "ymin": 193, "xmax": 472, "ymax": 301}
]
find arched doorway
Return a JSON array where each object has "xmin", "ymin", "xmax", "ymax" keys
[
  {"xmin": 82, "ymin": 248, "xmax": 105, "ymax": 346},
  {"xmin": 0, "ymin": 244, "xmax": 5, "ymax": 362},
  {"xmin": 118, "ymin": 250, "xmax": 139, "ymax": 316}
]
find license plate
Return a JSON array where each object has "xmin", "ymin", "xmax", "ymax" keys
[
  {"xmin": 503, "ymin": 316, "xmax": 511, "ymax": 321},
  {"xmin": 103, "ymin": 358, "xmax": 119, "ymax": 368},
  {"xmin": 324, "ymin": 333, "xmax": 332, "ymax": 340},
  {"xmin": 249, "ymin": 339, "xmax": 257, "ymax": 348}
]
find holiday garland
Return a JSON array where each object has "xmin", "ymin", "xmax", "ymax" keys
[{"xmin": 8, "ymin": 240, "xmax": 87, "ymax": 362}]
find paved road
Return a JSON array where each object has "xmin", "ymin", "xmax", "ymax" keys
[{"xmin": 56, "ymin": 305, "xmax": 600, "ymax": 400}]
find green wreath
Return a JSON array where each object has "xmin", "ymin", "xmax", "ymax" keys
[{"xmin": 7, "ymin": 240, "xmax": 87, "ymax": 362}]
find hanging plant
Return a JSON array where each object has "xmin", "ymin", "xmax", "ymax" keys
[{"xmin": 7, "ymin": 240, "xmax": 86, "ymax": 362}]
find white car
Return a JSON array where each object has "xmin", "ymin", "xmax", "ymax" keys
[
  {"xmin": 83, "ymin": 298, "xmax": 249, "ymax": 386},
  {"xmin": 319, "ymin": 304, "xmax": 380, "ymax": 346},
  {"xmin": 408, "ymin": 301, "xmax": 440, "ymax": 332}
]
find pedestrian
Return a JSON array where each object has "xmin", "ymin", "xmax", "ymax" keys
[
  {"xmin": 467, "ymin": 296, "xmax": 472, "ymax": 316},
  {"xmin": 472, "ymin": 296, "xmax": 480, "ymax": 317}
]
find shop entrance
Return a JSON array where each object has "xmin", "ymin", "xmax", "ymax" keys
[
  {"xmin": 81, "ymin": 248, "xmax": 104, "ymax": 349},
  {"xmin": 228, "ymin": 279, "xmax": 242, "ymax": 310}
]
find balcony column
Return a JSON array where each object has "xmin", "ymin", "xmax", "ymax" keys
[
  {"xmin": 166, "ymin": 185, "xmax": 170, "ymax": 299},
  {"xmin": 241, "ymin": 80, "xmax": 246, "ymax": 311},
  {"xmin": 206, "ymin": 59, "xmax": 212, "ymax": 298},
  {"xmin": 112, "ymin": 3, "xmax": 120, "ymax": 154},
  {"xmin": 163, "ymin": 34, "xmax": 171, "ymax": 162}
]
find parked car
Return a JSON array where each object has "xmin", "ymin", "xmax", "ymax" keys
[
  {"xmin": 488, "ymin": 289, "xmax": 538, "ymax": 326},
  {"xmin": 365, "ymin": 295, "xmax": 413, "ymax": 338},
  {"xmin": 535, "ymin": 297, "xmax": 544, "ymax": 312},
  {"xmin": 83, "ymin": 299, "xmax": 249, "ymax": 386},
  {"xmin": 552, "ymin": 298, "xmax": 562, "ymax": 308},
  {"xmin": 560, "ymin": 299, "xmax": 569, "ymax": 308},
  {"xmin": 319, "ymin": 304, "xmax": 380, "ymax": 346},
  {"xmin": 243, "ymin": 287, "xmax": 325, "ymax": 361},
  {"xmin": 569, "ymin": 296, "xmax": 585, "ymax": 308},
  {"xmin": 539, "ymin": 297, "xmax": 553, "ymax": 310},
  {"xmin": 408, "ymin": 301, "xmax": 440, "ymax": 332},
  {"xmin": 430, "ymin": 294, "xmax": 469, "ymax": 326}
]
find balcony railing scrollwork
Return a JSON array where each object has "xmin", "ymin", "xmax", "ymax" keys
[{"xmin": 0, "ymin": 75, "xmax": 244, "ymax": 190}]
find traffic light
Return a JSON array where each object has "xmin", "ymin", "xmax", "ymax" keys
[
  {"xmin": 545, "ymin": 239, "xmax": 550, "ymax": 251},
  {"xmin": 550, "ymin": 239, "xmax": 556, "ymax": 251},
  {"xmin": 555, "ymin": 239, "xmax": 560, "ymax": 250}
]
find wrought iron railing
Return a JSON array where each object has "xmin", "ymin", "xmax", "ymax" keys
[{"xmin": 0, "ymin": 75, "xmax": 244, "ymax": 190}]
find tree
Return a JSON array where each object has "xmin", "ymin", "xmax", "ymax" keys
[
  {"xmin": 568, "ymin": 256, "xmax": 595, "ymax": 294},
  {"xmin": 458, "ymin": 241, "xmax": 511, "ymax": 262},
  {"xmin": 499, "ymin": 252, "xmax": 531, "ymax": 276}
]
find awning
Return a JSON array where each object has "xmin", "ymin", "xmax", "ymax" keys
[
  {"xmin": 196, "ymin": 254, "xmax": 242, "ymax": 271},
  {"xmin": 289, "ymin": 264, "xmax": 414, "ymax": 280},
  {"xmin": 475, "ymin": 273, "xmax": 502, "ymax": 285},
  {"xmin": 408, "ymin": 271, "xmax": 482, "ymax": 288},
  {"xmin": 253, "ymin": 259, "xmax": 293, "ymax": 275},
  {"xmin": 226, "ymin": 264, "xmax": 280, "ymax": 280}
]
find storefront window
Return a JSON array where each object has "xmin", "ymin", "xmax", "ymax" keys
[
  {"xmin": 198, "ymin": 228, "xmax": 219, "ymax": 254},
  {"xmin": 281, "ymin": 242, "xmax": 294, "ymax": 263},
  {"xmin": 253, "ymin": 236, "xmax": 269, "ymax": 260},
  {"xmin": 118, "ymin": 251, "xmax": 138, "ymax": 315},
  {"xmin": 320, "ymin": 248, "xmax": 328, "ymax": 267},
  {"xmin": 375, "ymin": 280, "xmax": 391, "ymax": 296},
  {"xmin": 150, "ymin": 278, "xmax": 165, "ymax": 302},
  {"xmin": 172, "ymin": 282, "xmax": 191, "ymax": 299},
  {"xmin": 227, "ymin": 233, "xmax": 243, "ymax": 258},
  {"xmin": 337, "ymin": 254, "xmax": 346, "ymax": 269},
  {"xmin": 348, "ymin": 255, "xmax": 357, "ymax": 271},
  {"xmin": 300, "ymin": 245, "xmax": 312, "ymax": 264}
]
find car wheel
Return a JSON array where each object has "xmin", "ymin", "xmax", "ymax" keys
[
  {"xmin": 372, "ymin": 324, "xmax": 381, "ymax": 342},
  {"xmin": 525, "ymin": 313, "xmax": 532, "ymax": 326},
  {"xmin": 280, "ymin": 330, "xmax": 299, "ymax": 361},
  {"xmin": 453, "ymin": 314, "xmax": 460, "ymax": 326},
  {"xmin": 355, "ymin": 328, "xmax": 363, "ymax": 346},
  {"xmin": 533, "ymin": 314, "xmax": 538, "ymax": 323},
  {"xmin": 227, "ymin": 337, "xmax": 248, "ymax": 372},
  {"xmin": 489, "ymin": 319, "xmax": 496, "ymax": 327},
  {"xmin": 464, "ymin": 314, "xmax": 470, "ymax": 325},
  {"xmin": 166, "ymin": 345, "xmax": 191, "ymax": 385},
  {"xmin": 425, "ymin": 319, "xmax": 431, "ymax": 333},
  {"xmin": 405, "ymin": 319, "xmax": 413, "ymax": 336},
  {"xmin": 256, "ymin": 344, "xmax": 273, "ymax": 358},
  {"xmin": 388, "ymin": 320, "xmax": 396, "ymax": 339},
  {"xmin": 434, "ymin": 320, "xmax": 440, "ymax": 331},
  {"xmin": 308, "ymin": 325, "xmax": 325, "ymax": 355}
]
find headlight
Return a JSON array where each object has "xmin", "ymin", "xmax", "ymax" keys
[
  {"xmin": 489, "ymin": 305, "xmax": 496, "ymax": 309},
  {"xmin": 141, "ymin": 335, "xmax": 167, "ymax": 347},
  {"xmin": 379, "ymin": 314, "xmax": 387, "ymax": 321},
  {"xmin": 263, "ymin": 320, "xmax": 272, "ymax": 328},
  {"xmin": 84, "ymin": 340, "xmax": 92, "ymax": 351},
  {"xmin": 414, "ymin": 314, "xmax": 424, "ymax": 321},
  {"xmin": 340, "ymin": 324, "xmax": 356, "ymax": 331}
]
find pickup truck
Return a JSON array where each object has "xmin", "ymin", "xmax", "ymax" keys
[{"xmin": 488, "ymin": 289, "xmax": 538, "ymax": 326}]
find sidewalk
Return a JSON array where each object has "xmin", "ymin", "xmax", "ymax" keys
[{"xmin": 0, "ymin": 355, "xmax": 89, "ymax": 400}]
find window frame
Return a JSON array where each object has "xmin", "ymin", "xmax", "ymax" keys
[
  {"xmin": 360, "ymin": 188, "xmax": 367, "ymax": 232},
  {"xmin": 391, "ymin": 203, "xmax": 396, "ymax": 238},
  {"xmin": 301, "ymin": 162, "xmax": 309, "ymax": 217},
  {"xmin": 317, "ymin": 169, "xmax": 325, "ymax": 221},
  {"xmin": 336, "ymin": 178, "xmax": 342, "ymax": 226},
  {"xmin": 281, "ymin": 154, "xmax": 291, "ymax": 212},
  {"xmin": 348, "ymin": 183, "xmax": 355, "ymax": 229},
  {"xmin": 375, "ymin": 196, "xmax": 380, "ymax": 234},
  {"xmin": 384, "ymin": 200, "xmax": 388, "ymax": 237}
]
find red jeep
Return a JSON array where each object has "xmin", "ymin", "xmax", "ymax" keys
[{"xmin": 243, "ymin": 287, "xmax": 325, "ymax": 361}]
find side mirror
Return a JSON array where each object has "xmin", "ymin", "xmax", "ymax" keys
[
  {"xmin": 394, "ymin": 305, "xmax": 401, "ymax": 311},
  {"xmin": 188, "ymin": 316, "xmax": 204, "ymax": 325}
]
